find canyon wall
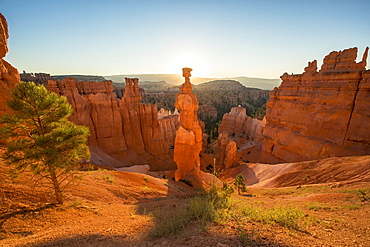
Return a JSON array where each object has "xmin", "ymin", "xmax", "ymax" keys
[
  {"xmin": 46, "ymin": 77, "xmax": 176, "ymax": 170},
  {"xmin": 261, "ymin": 47, "xmax": 370, "ymax": 163},
  {"xmin": 0, "ymin": 14, "xmax": 19, "ymax": 119}
]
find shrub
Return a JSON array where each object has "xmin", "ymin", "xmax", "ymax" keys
[
  {"xmin": 234, "ymin": 174, "xmax": 247, "ymax": 194},
  {"xmin": 240, "ymin": 204, "xmax": 304, "ymax": 230},
  {"xmin": 150, "ymin": 183, "xmax": 234, "ymax": 238}
]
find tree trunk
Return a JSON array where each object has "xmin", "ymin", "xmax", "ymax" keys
[{"xmin": 48, "ymin": 166, "xmax": 63, "ymax": 204}]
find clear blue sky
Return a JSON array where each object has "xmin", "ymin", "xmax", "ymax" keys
[{"xmin": 1, "ymin": 0, "xmax": 369, "ymax": 78}]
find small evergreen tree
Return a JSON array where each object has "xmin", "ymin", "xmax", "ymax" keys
[
  {"xmin": 0, "ymin": 81, "xmax": 90, "ymax": 204},
  {"xmin": 234, "ymin": 174, "xmax": 247, "ymax": 194}
]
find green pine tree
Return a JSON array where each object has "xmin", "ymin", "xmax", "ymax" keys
[
  {"xmin": 234, "ymin": 174, "xmax": 247, "ymax": 195},
  {"xmin": 0, "ymin": 81, "xmax": 90, "ymax": 204}
]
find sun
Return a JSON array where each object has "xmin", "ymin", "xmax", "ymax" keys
[{"xmin": 167, "ymin": 54, "xmax": 208, "ymax": 77}]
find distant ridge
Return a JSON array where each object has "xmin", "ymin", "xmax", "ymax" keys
[
  {"xmin": 193, "ymin": 80, "xmax": 252, "ymax": 91},
  {"xmin": 105, "ymin": 74, "xmax": 280, "ymax": 90},
  {"xmin": 51, "ymin": 75, "xmax": 107, "ymax": 82}
]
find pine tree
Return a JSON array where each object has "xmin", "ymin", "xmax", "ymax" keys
[
  {"xmin": 0, "ymin": 81, "xmax": 90, "ymax": 204},
  {"xmin": 234, "ymin": 174, "xmax": 247, "ymax": 195}
]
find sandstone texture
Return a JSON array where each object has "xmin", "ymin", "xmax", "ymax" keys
[
  {"xmin": 218, "ymin": 106, "xmax": 265, "ymax": 143},
  {"xmin": 0, "ymin": 14, "xmax": 20, "ymax": 144},
  {"xmin": 261, "ymin": 47, "xmax": 370, "ymax": 163},
  {"xmin": 216, "ymin": 132, "xmax": 237, "ymax": 171},
  {"xmin": 222, "ymin": 155, "xmax": 370, "ymax": 188},
  {"xmin": 216, "ymin": 106, "xmax": 266, "ymax": 169},
  {"xmin": 158, "ymin": 114, "xmax": 179, "ymax": 148},
  {"xmin": 0, "ymin": 14, "xmax": 19, "ymax": 120},
  {"xmin": 173, "ymin": 68, "xmax": 218, "ymax": 186},
  {"xmin": 115, "ymin": 164, "xmax": 150, "ymax": 174},
  {"xmin": 173, "ymin": 68, "xmax": 203, "ymax": 181},
  {"xmin": 46, "ymin": 77, "xmax": 175, "ymax": 170}
]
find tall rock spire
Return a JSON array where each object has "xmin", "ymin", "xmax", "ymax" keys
[{"xmin": 173, "ymin": 68, "xmax": 203, "ymax": 181}]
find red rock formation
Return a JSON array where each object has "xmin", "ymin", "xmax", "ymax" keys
[
  {"xmin": 46, "ymin": 77, "xmax": 176, "ymax": 170},
  {"xmin": 20, "ymin": 71, "xmax": 52, "ymax": 85},
  {"xmin": 0, "ymin": 14, "xmax": 20, "ymax": 144},
  {"xmin": 216, "ymin": 106, "xmax": 265, "ymax": 169},
  {"xmin": 218, "ymin": 106, "xmax": 265, "ymax": 143},
  {"xmin": 0, "ymin": 13, "xmax": 19, "ymax": 119},
  {"xmin": 173, "ymin": 68, "xmax": 203, "ymax": 181},
  {"xmin": 261, "ymin": 47, "xmax": 370, "ymax": 163},
  {"xmin": 173, "ymin": 68, "xmax": 219, "ymax": 187},
  {"xmin": 216, "ymin": 132, "xmax": 237, "ymax": 171},
  {"xmin": 158, "ymin": 114, "xmax": 179, "ymax": 147}
]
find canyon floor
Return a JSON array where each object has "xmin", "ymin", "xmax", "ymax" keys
[{"xmin": 0, "ymin": 153, "xmax": 369, "ymax": 247}]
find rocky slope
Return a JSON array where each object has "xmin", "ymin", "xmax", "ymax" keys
[
  {"xmin": 223, "ymin": 155, "xmax": 370, "ymax": 188},
  {"xmin": 261, "ymin": 47, "xmax": 370, "ymax": 163},
  {"xmin": 46, "ymin": 78, "xmax": 176, "ymax": 170}
]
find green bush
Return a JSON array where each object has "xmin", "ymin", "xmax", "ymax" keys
[
  {"xmin": 150, "ymin": 207, "xmax": 190, "ymax": 238},
  {"xmin": 240, "ymin": 204, "xmax": 304, "ymax": 230},
  {"xmin": 150, "ymin": 183, "xmax": 234, "ymax": 238},
  {"xmin": 234, "ymin": 174, "xmax": 247, "ymax": 194}
]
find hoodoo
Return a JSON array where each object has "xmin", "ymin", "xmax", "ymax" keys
[{"xmin": 173, "ymin": 68, "xmax": 204, "ymax": 181}]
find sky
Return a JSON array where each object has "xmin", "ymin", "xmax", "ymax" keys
[{"xmin": 1, "ymin": 0, "xmax": 369, "ymax": 79}]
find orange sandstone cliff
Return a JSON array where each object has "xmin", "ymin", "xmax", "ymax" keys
[
  {"xmin": 46, "ymin": 78, "xmax": 176, "ymax": 170},
  {"xmin": 261, "ymin": 47, "xmax": 370, "ymax": 163},
  {"xmin": 0, "ymin": 13, "xmax": 19, "ymax": 118}
]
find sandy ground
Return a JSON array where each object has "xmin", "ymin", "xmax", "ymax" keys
[{"xmin": 1, "ymin": 152, "xmax": 370, "ymax": 246}]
